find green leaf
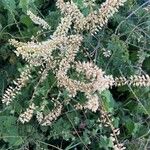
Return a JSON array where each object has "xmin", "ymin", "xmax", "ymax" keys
[
  {"xmin": 20, "ymin": 15, "xmax": 33, "ymax": 27},
  {"xmin": 101, "ymin": 90, "xmax": 116, "ymax": 113},
  {"xmin": 19, "ymin": 0, "xmax": 29, "ymax": 12},
  {"xmin": 0, "ymin": 116, "xmax": 24, "ymax": 146},
  {"xmin": 125, "ymin": 119, "xmax": 135, "ymax": 135},
  {"xmin": 2, "ymin": 0, "xmax": 16, "ymax": 12},
  {"xmin": 83, "ymin": 131, "xmax": 91, "ymax": 144},
  {"xmin": 99, "ymin": 135, "xmax": 113, "ymax": 149},
  {"xmin": 19, "ymin": 0, "xmax": 35, "ymax": 12}
]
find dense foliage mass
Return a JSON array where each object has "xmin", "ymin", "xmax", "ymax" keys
[{"xmin": 0, "ymin": 0, "xmax": 150, "ymax": 149}]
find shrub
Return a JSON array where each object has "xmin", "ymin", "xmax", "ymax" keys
[{"xmin": 0, "ymin": 0, "xmax": 150, "ymax": 149}]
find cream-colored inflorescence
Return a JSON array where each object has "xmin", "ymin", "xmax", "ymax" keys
[
  {"xmin": 83, "ymin": 94, "xmax": 99, "ymax": 112},
  {"xmin": 3, "ymin": 0, "xmax": 149, "ymax": 133},
  {"xmin": 102, "ymin": 48, "xmax": 112, "ymax": 57},
  {"xmin": 2, "ymin": 2, "xmax": 149, "ymax": 150},
  {"xmin": 36, "ymin": 104, "xmax": 62, "ymax": 126},
  {"xmin": 84, "ymin": 0, "xmax": 127, "ymax": 33},
  {"xmin": 9, "ymin": 34, "xmax": 85, "ymax": 66},
  {"xmin": 2, "ymin": 65, "xmax": 32, "ymax": 105},
  {"xmin": 76, "ymin": 94, "xmax": 99, "ymax": 112},
  {"xmin": 19, "ymin": 103, "xmax": 36, "ymax": 123},
  {"xmin": 56, "ymin": 0, "xmax": 127, "ymax": 33},
  {"xmin": 27, "ymin": 10, "xmax": 51, "ymax": 30},
  {"xmin": 115, "ymin": 74, "xmax": 150, "ymax": 87},
  {"xmin": 83, "ymin": 0, "xmax": 96, "ymax": 8},
  {"xmin": 129, "ymin": 74, "xmax": 150, "ymax": 87},
  {"xmin": 57, "ymin": 60, "xmax": 114, "ymax": 97},
  {"xmin": 53, "ymin": 16, "xmax": 72, "ymax": 37},
  {"xmin": 56, "ymin": 0, "xmax": 85, "ymax": 31}
]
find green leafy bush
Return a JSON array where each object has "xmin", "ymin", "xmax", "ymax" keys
[{"xmin": 0, "ymin": 0, "xmax": 150, "ymax": 149}]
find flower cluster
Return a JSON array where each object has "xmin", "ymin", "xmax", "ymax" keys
[
  {"xmin": 75, "ymin": 94, "xmax": 99, "ymax": 112},
  {"xmin": 19, "ymin": 103, "xmax": 36, "ymax": 123},
  {"xmin": 57, "ymin": 45, "xmax": 114, "ymax": 98},
  {"xmin": 27, "ymin": 10, "xmax": 51, "ymax": 30},
  {"xmin": 83, "ymin": 0, "xmax": 96, "ymax": 8},
  {"xmin": 36, "ymin": 104, "xmax": 62, "ymax": 126},
  {"xmin": 2, "ymin": 2, "xmax": 150, "ymax": 149},
  {"xmin": 2, "ymin": 0, "xmax": 149, "ymax": 135},
  {"xmin": 85, "ymin": 0, "xmax": 127, "ymax": 33},
  {"xmin": 115, "ymin": 74, "xmax": 150, "ymax": 87},
  {"xmin": 99, "ymin": 109, "xmax": 126, "ymax": 150},
  {"xmin": 2, "ymin": 65, "xmax": 32, "ymax": 105},
  {"xmin": 56, "ymin": 0, "xmax": 85, "ymax": 31},
  {"xmin": 53, "ymin": 16, "xmax": 72, "ymax": 37},
  {"xmin": 129, "ymin": 74, "xmax": 150, "ymax": 87},
  {"xmin": 57, "ymin": 0, "xmax": 127, "ymax": 33},
  {"xmin": 102, "ymin": 48, "xmax": 112, "ymax": 57}
]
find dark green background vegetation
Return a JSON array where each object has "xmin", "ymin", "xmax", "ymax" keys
[{"xmin": 0, "ymin": 0, "xmax": 150, "ymax": 149}]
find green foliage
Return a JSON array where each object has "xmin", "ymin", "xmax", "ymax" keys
[
  {"xmin": 0, "ymin": 0, "xmax": 150, "ymax": 149},
  {"xmin": 2, "ymin": 0, "xmax": 16, "ymax": 12}
]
